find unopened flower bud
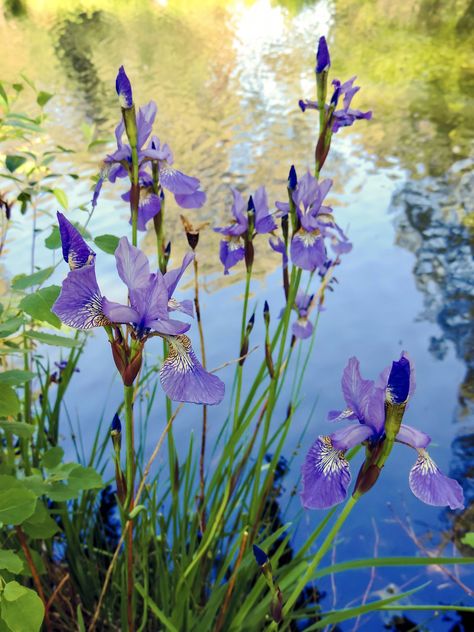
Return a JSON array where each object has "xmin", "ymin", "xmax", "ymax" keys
[
  {"xmin": 116, "ymin": 66, "xmax": 133, "ymax": 109},
  {"xmin": 316, "ymin": 36, "xmax": 330, "ymax": 74}
]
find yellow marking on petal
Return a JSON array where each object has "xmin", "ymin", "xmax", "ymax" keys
[{"xmin": 316, "ymin": 436, "xmax": 348, "ymax": 476}]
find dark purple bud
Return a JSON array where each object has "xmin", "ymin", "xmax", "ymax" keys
[
  {"xmin": 298, "ymin": 99, "xmax": 307, "ymax": 113},
  {"xmin": 111, "ymin": 413, "xmax": 122, "ymax": 434},
  {"xmin": 247, "ymin": 312, "xmax": 255, "ymax": 331},
  {"xmin": 316, "ymin": 36, "xmax": 330, "ymax": 74},
  {"xmin": 165, "ymin": 242, "xmax": 171, "ymax": 257},
  {"xmin": 252, "ymin": 544, "xmax": 268, "ymax": 566},
  {"xmin": 387, "ymin": 355, "xmax": 411, "ymax": 404},
  {"xmin": 330, "ymin": 80, "xmax": 341, "ymax": 107},
  {"xmin": 288, "ymin": 165, "xmax": 297, "ymax": 191},
  {"xmin": 271, "ymin": 587, "xmax": 283, "ymax": 624},
  {"xmin": 115, "ymin": 66, "xmax": 133, "ymax": 109},
  {"xmin": 247, "ymin": 195, "xmax": 255, "ymax": 213}
]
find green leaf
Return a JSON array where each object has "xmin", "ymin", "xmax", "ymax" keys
[
  {"xmin": 5, "ymin": 156, "xmax": 26, "ymax": 173},
  {"xmin": 22, "ymin": 501, "xmax": 59, "ymax": 539},
  {"xmin": 0, "ymin": 422, "xmax": 35, "ymax": 439},
  {"xmin": 0, "ymin": 550, "xmax": 23, "ymax": 574},
  {"xmin": 24, "ymin": 332, "xmax": 81, "ymax": 348},
  {"xmin": 52, "ymin": 188, "xmax": 68, "ymax": 210},
  {"xmin": 0, "ymin": 371, "xmax": 35, "ymax": 386},
  {"xmin": 11, "ymin": 267, "xmax": 54, "ymax": 291},
  {"xmin": 135, "ymin": 584, "xmax": 178, "ymax": 632},
  {"xmin": 4, "ymin": 118, "xmax": 42, "ymax": 133},
  {"xmin": 1, "ymin": 581, "xmax": 44, "ymax": 632},
  {"xmin": 0, "ymin": 476, "xmax": 37, "ymax": 525},
  {"xmin": 67, "ymin": 464, "xmax": 104, "ymax": 491},
  {"xmin": 304, "ymin": 583, "xmax": 430, "ymax": 630},
  {"xmin": 44, "ymin": 226, "xmax": 61, "ymax": 250},
  {"xmin": 36, "ymin": 91, "xmax": 53, "ymax": 107},
  {"xmin": 12, "ymin": 84, "xmax": 23, "ymax": 93},
  {"xmin": 0, "ymin": 385, "xmax": 20, "ymax": 417},
  {"xmin": 47, "ymin": 464, "xmax": 103, "ymax": 501},
  {"xmin": 461, "ymin": 532, "xmax": 474, "ymax": 548},
  {"xmin": 0, "ymin": 318, "xmax": 23, "ymax": 338},
  {"xmin": 94, "ymin": 234, "xmax": 119, "ymax": 255},
  {"xmin": 22, "ymin": 476, "xmax": 49, "ymax": 497},
  {"xmin": 19, "ymin": 286, "xmax": 61, "ymax": 328},
  {"xmin": 41, "ymin": 446, "xmax": 64, "ymax": 470}
]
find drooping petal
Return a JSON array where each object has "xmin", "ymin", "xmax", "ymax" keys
[
  {"xmin": 160, "ymin": 335, "xmax": 225, "ymax": 405},
  {"xmin": 219, "ymin": 239, "xmax": 244, "ymax": 275},
  {"xmin": 57, "ymin": 212, "xmax": 96, "ymax": 270},
  {"xmin": 301, "ymin": 436, "xmax": 351, "ymax": 509},
  {"xmin": 174, "ymin": 190, "xmax": 206, "ymax": 209},
  {"xmin": 396, "ymin": 424, "xmax": 431, "ymax": 449},
  {"xmin": 52, "ymin": 266, "xmax": 108, "ymax": 329},
  {"xmin": 136, "ymin": 192, "xmax": 161, "ymax": 231},
  {"xmin": 292, "ymin": 317, "xmax": 313, "ymax": 340},
  {"xmin": 114, "ymin": 237, "xmax": 150, "ymax": 291},
  {"xmin": 409, "ymin": 450, "xmax": 464, "ymax": 510},
  {"xmin": 330, "ymin": 424, "xmax": 374, "ymax": 451},
  {"xmin": 159, "ymin": 163, "xmax": 200, "ymax": 195},
  {"xmin": 164, "ymin": 252, "xmax": 195, "ymax": 298},
  {"xmin": 102, "ymin": 298, "xmax": 139, "ymax": 324},
  {"xmin": 290, "ymin": 231, "xmax": 326, "ymax": 271}
]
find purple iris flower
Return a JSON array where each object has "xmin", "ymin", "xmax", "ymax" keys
[
  {"xmin": 299, "ymin": 77, "xmax": 372, "ymax": 134},
  {"xmin": 116, "ymin": 66, "xmax": 133, "ymax": 109},
  {"xmin": 292, "ymin": 292, "xmax": 314, "ymax": 340},
  {"xmin": 92, "ymin": 100, "xmax": 206, "ymax": 212},
  {"xmin": 301, "ymin": 354, "xmax": 464, "ymax": 510},
  {"xmin": 316, "ymin": 36, "xmax": 330, "ymax": 74},
  {"xmin": 276, "ymin": 172, "xmax": 351, "ymax": 272},
  {"xmin": 52, "ymin": 214, "xmax": 223, "ymax": 405},
  {"xmin": 215, "ymin": 186, "xmax": 276, "ymax": 274}
]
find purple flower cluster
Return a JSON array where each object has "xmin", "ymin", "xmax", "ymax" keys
[
  {"xmin": 93, "ymin": 68, "xmax": 206, "ymax": 231},
  {"xmin": 276, "ymin": 170, "xmax": 352, "ymax": 273},
  {"xmin": 214, "ymin": 187, "xmax": 276, "ymax": 274},
  {"xmin": 301, "ymin": 354, "xmax": 464, "ymax": 510},
  {"xmin": 53, "ymin": 213, "xmax": 224, "ymax": 405}
]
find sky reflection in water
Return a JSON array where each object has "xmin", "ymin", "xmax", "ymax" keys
[{"xmin": 0, "ymin": 0, "xmax": 473, "ymax": 627}]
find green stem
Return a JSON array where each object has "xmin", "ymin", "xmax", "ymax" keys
[
  {"xmin": 124, "ymin": 384, "xmax": 135, "ymax": 510},
  {"xmin": 131, "ymin": 146, "xmax": 139, "ymax": 247},
  {"xmin": 276, "ymin": 496, "xmax": 358, "ymax": 628},
  {"xmin": 21, "ymin": 327, "xmax": 31, "ymax": 475},
  {"xmin": 233, "ymin": 267, "xmax": 252, "ymax": 430}
]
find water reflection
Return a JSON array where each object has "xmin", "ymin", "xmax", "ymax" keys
[{"xmin": 1, "ymin": 1, "xmax": 473, "ymax": 624}]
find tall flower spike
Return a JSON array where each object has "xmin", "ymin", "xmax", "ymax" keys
[{"xmin": 116, "ymin": 66, "xmax": 133, "ymax": 109}]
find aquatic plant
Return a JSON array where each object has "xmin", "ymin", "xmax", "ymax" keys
[{"xmin": 0, "ymin": 33, "xmax": 471, "ymax": 632}]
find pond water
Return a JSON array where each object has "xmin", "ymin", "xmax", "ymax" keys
[{"xmin": 1, "ymin": 0, "xmax": 473, "ymax": 629}]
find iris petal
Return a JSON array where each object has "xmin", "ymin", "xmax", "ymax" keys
[
  {"xmin": 114, "ymin": 237, "xmax": 151, "ymax": 291},
  {"xmin": 409, "ymin": 450, "xmax": 464, "ymax": 510},
  {"xmin": 160, "ymin": 335, "xmax": 225, "ymax": 405},
  {"xmin": 301, "ymin": 436, "xmax": 351, "ymax": 509},
  {"xmin": 52, "ymin": 266, "xmax": 108, "ymax": 330}
]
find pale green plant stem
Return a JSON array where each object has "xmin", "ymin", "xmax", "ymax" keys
[
  {"xmin": 233, "ymin": 267, "xmax": 253, "ymax": 430},
  {"xmin": 273, "ymin": 496, "xmax": 358, "ymax": 629},
  {"xmin": 124, "ymin": 384, "xmax": 135, "ymax": 632},
  {"xmin": 249, "ymin": 267, "xmax": 301, "ymax": 522},
  {"xmin": 131, "ymin": 146, "xmax": 139, "ymax": 247}
]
